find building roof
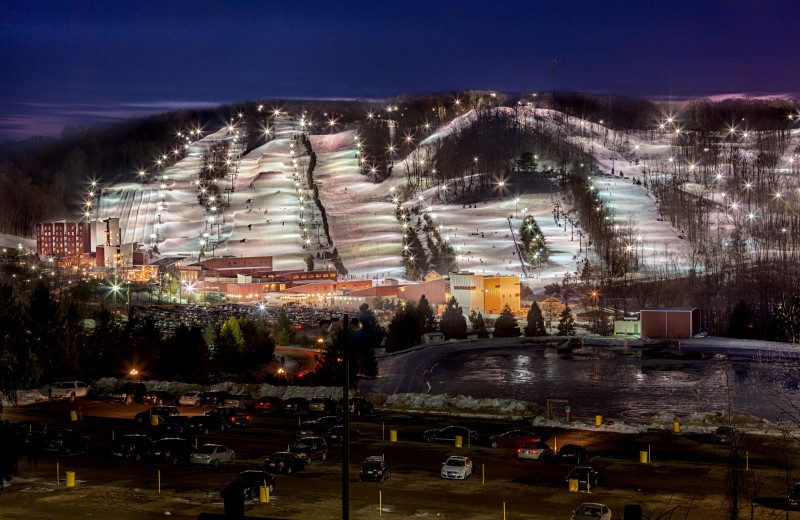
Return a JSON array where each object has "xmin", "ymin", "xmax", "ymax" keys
[{"xmin": 150, "ymin": 256, "xmax": 187, "ymax": 267}]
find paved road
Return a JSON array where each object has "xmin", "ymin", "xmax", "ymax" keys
[{"xmin": 1, "ymin": 399, "xmax": 799, "ymax": 519}]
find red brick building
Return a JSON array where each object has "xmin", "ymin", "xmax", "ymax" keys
[{"xmin": 36, "ymin": 221, "xmax": 91, "ymax": 257}]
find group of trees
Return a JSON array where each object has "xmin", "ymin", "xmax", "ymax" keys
[{"xmin": 383, "ymin": 295, "xmax": 578, "ymax": 353}]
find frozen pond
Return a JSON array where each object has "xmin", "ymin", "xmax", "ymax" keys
[{"xmin": 423, "ymin": 346, "xmax": 793, "ymax": 421}]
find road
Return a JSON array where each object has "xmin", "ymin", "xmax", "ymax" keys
[{"xmin": 1, "ymin": 399, "xmax": 799, "ymax": 519}]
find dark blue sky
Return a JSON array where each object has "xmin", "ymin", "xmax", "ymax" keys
[{"xmin": 1, "ymin": 0, "xmax": 797, "ymax": 139}]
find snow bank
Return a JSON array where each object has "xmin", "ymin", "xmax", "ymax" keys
[
  {"xmin": 1, "ymin": 388, "xmax": 50, "ymax": 408},
  {"xmin": 380, "ymin": 392, "xmax": 540, "ymax": 418}
]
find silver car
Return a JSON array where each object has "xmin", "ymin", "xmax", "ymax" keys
[
  {"xmin": 179, "ymin": 391, "xmax": 202, "ymax": 407},
  {"xmin": 572, "ymin": 503, "xmax": 611, "ymax": 520},
  {"xmin": 516, "ymin": 441, "xmax": 554, "ymax": 461},
  {"xmin": 190, "ymin": 444, "xmax": 235, "ymax": 467},
  {"xmin": 441, "ymin": 456, "xmax": 473, "ymax": 480}
]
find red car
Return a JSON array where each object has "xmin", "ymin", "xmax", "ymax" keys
[
  {"xmin": 289, "ymin": 437, "xmax": 328, "ymax": 464},
  {"xmin": 254, "ymin": 396, "xmax": 283, "ymax": 413},
  {"xmin": 488, "ymin": 430, "xmax": 541, "ymax": 448}
]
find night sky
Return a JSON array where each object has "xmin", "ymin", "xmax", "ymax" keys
[{"xmin": 1, "ymin": 0, "xmax": 797, "ymax": 140}]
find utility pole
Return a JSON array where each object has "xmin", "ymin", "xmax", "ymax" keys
[{"xmin": 551, "ymin": 59, "xmax": 557, "ymax": 110}]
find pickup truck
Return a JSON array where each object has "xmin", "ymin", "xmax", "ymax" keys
[{"xmin": 49, "ymin": 381, "xmax": 91, "ymax": 401}]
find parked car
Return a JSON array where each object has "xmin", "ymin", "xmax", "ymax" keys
[
  {"xmin": 441, "ymin": 456, "xmax": 473, "ymax": 480},
  {"xmin": 110, "ymin": 434, "xmax": 155, "ymax": 462},
  {"xmin": 308, "ymin": 396, "xmax": 337, "ymax": 415},
  {"xmin": 134, "ymin": 406, "xmax": 180, "ymax": 425},
  {"xmin": 110, "ymin": 382, "xmax": 147, "ymax": 405},
  {"xmin": 264, "ymin": 451, "xmax": 308, "ymax": 475},
  {"xmin": 198, "ymin": 391, "xmax": 231, "ymax": 407},
  {"xmin": 713, "ymin": 426, "xmax": 741, "ymax": 444},
  {"xmin": 283, "ymin": 397, "xmax": 309, "ymax": 414},
  {"xmin": 360, "ymin": 456, "xmax": 390, "ymax": 483},
  {"xmin": 338, "ymin": 396, "xmax": 374, "ymax": 417},
  {"xmin": 488, "ymin": 430, "xmax": 540, "ymax": 449},
  {"xmin": 788, "ymin": 482, "xmax": 800, "ymax": 507},
  {"xmin": 157, "ymin": 415, "xmax": 189, "ymax": 434},
  {"xmin": 224, "ymin": 394, "xmax": 256, "ymax": 410},
  {"xmin": 142, "ymin": 390, "xmax": 176, "ymax": 406},
  {"xmin": 14, "ymin": 421, "xmax": 47, "ymax": 454},
  {"xmin": 289, "ymin": 437, "xmax": 328, "ymax": 463},
  {"xmin": 572, "ymin": 503, "xmax": 611, "ymax": 520},
  {"xmin": 515, "ymin": 441, "xmax": 553, "ymax": 461},
  {"xmin": 254, "ymin": 396, "xmax": 283, "ymax": 413},
  {"xmin": 556, "ymin": 444, "xmax": 589, "ymax": 464},
  {"xmin": 185, "ymin": 413, "xmax": 226, "ymax": 434},
  {"xmin": 297, "ymin": 420, "xmax": 329, "ymax": 439},
  {"xmin": 49, "ymin": 381, "xmax": 91, "ymax": 401},
  {"xmin": 205, "ymin": 407, "xmax": 250, "ymax": 428},
  {"xmin": 190, "ymin": 443, "xmax": 235, "ymax": 467},
  {"xmin": 423, "ymin": 426, "xmax": 479, "ymax": 444},
  {"xmin": 314, "ymin": 415, "xmax": 343, "ymax": 428},
  {"xmin": 150, "ymin": 437, "xmax": 195, "ymax": 465},
  {"xmin": 566, "ymin": 466, "xmax": 600, "ymax": 490},
  {"xmin": 44, "ymin": 429, "xmax": 90, "ymax": 456},
  {"xmin": 178, "ymin": 391, "xmax": 203, "ymax": 407},
  {"xmin": 220, "ymin": 470, "xmax": 275, "ymax": 500},
  {"xmin": 326, "ymin": 425, "xmax": 360, "ymax": 444}
]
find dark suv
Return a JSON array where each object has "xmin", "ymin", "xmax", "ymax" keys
[
  {"xmin": 111, "ymin": 434, "xmax": 155, "ymax": 462},
  {"xmin": 338, "ymin": 397, "xmax": 374, "ymax": 417},
  {"xmin": 110, "ymin": 382, "xmax": 147, "ymax": 405},
  {"xmin": 44, "ymin": 429, "xmax": 90, "ymax": 456},
  {"xmin": 198, "ymin": 391, "xmax": 231, "ymax": 406},
  {"xmin": 360, "ymin": 456, "xmax": 390, "ymax": 482},
  {"xmin": 150, "ymin": 437, "xmax": 195, "ymax": 464}
]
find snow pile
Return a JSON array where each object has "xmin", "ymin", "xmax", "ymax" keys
[
  {"xmin": 1, "ymin": 388, "xmax": 49, "ymax": 408},
  {"xmin": 382, "ymin": 392, "xmax": 540, "ymax": 418},
  {"xmin": 93, "ymin": 377, "xmax": 344, "ymax": 401}
]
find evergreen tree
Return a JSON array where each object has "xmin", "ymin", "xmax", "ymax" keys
[
  {"xmin": 25, "ymin": 281, "xmax": 61, "ymax": 380},
  {"xmin": 417, "ymin": 295, "xmax": 437, "ymax": 334},
  {"xmin": 274, "ymin": 307, "xmax": 294, "ymax": 345},
  {"xmin": 161, "ymin": 324, "xmax": 210, "ymax": 381},
  {"xmin": 524, "ymin": 302, "xmax": 547, "ymax": 336},
  {"xmin": 728, "ymin": 300, "xmax": 756, "ymax": 339},
  {"xmin": 356, "ymin": 303, "xmax": 382, "ymax": 377},
  {"xmin": 239, "ymin": 316, "xmax": 276, "ymax": 369},
  {"xmin": 557, "ymin": 305, "xmax": 576, "ymax": 336},
  {"xmin": 216, "ymin": 317, "xmax": 245, "ymax": 373},
  {"xmin": 469, "ymin": 309, "xmax": 488, "ymax": 338},
  {"xmin": 493, "ymin": 304, "xmax": 521, "ymax": 338},
  {"xmin": 385, "ymin": 302, "xmax": 421, "ymax": 352},
  {"xmin": 440, "ymin": 297, "xmax": 467, "ymax": 339}
]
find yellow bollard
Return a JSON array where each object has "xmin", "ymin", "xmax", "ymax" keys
[
  {"xmin": 298, "ymin": 417, "xmax": 301, "ymax": 427},
  {"xmin": 195, "ymin": 438, "xmax": 198, "ymax": 448},
  {"xmin": 382, "ymin": 423, "xmax": 385, "ymax": 441},
  {"xmin": 389, "ymin": 430, "xmax": 397, "ymax": 442},
  {"xmin": 379, "ymin": 490, "xmax": 382, "ymax": 516},
  {"xmin": 595, "ymin": 415, "xmax": 602, "ymax": 426},
  {"xmin": 112, "ymin": 430, "xmax": 115, "ymax": 441},
  {"xmin": 56, "ymin": 463, "xmax": 59, "ymax": 486},
  {"xmin": 151, "ymin": 414, "xmax": 159, "ymax": 426},
  {"xmin": 554, "ymin": 436, "xmax": 557, "ymax": 452},
  {"xmin": 158, "ymin": 470, "xmax": 161, "ymax": 494},
  {"xmin": 648, "ymin": 444, "xmax": 652, "ymax": 463},
  {"xmin": 482, "ymin": 463, "xmax": 484, "ymax": 485},
  {"xmin": 569, "ymin": 478, "xmax": 579, "ymax": 492},
  {"xmin": 66, "ymin": 471, "xmax": 75, "ymax": 488},
  {"xmin": 454, "ymin": 435, "xmax": 463, "ymax": 448},
  {"xmin": 503, "ymin": 501, "xmax": 506, "ymax": 520},
  {"xmin": 69, "ymin": 410, "xmax": 78, "ymax": 422},
  {"xmin": 259, "ymin": 486, "xmax": 267, "ymax": 503},
  {"xmin": 263, "ymin": 480, "xmax": 270, "ymax": 503},
  {"xmin": 673, "ymin": 421, "xmax": 680, "ymax": 433},
  {"xmin": 639, "ymin": 451, "xmax": 649, "ymax": 464}
]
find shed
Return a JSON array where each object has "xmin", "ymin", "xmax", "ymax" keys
[{"xmin": 640, "ymin": 308, "xmax": 700, "ymax": 339}]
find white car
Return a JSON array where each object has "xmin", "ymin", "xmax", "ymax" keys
[
  {"xmin": 441, "ymin": 456, "xmax": 473, "ymax": 480},
  {"xmin": 572, "ymin": 503, "xmax": 611, "ymax": 520},
  {"xmin": 516, "ymin": 441, "xmax": 554, "ymax": 461},
  {"xmin": 179, "ymin": 391, "xmax": 202, "ymax": 407},
  {"xmin": 190, "ymin": 444, "xmax": 235, "ymax": 467},
  {"xmin": 49, "ymin": 381, "xmax": 91, "ymax": 401}
]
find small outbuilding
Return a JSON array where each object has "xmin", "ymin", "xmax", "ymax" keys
[{"xmin": 640, "ymin": 308, "xmax": 700, "ymax": 339}]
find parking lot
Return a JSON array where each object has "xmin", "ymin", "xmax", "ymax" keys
[{"xmin": 2, "ymin": 398, "xmax": 800, "ymax": 519}]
